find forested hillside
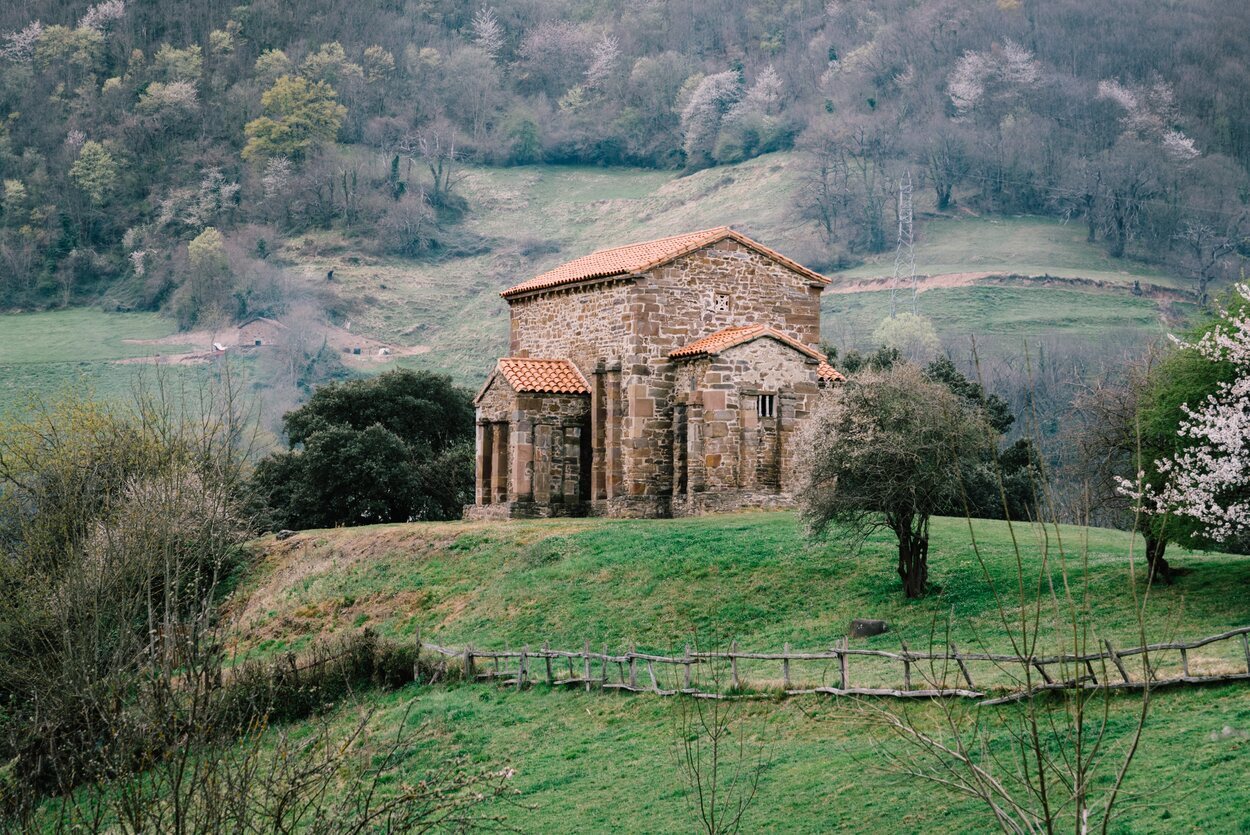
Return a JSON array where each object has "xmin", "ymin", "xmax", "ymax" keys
[{"xmin": 1, "ymin": 0, "xmax": 1247, "ymax": 319}]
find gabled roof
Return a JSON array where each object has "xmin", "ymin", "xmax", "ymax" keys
[
  {"xmin": 668, "ymin": 325, "xmax": 826, "ymax": 362},
  {"xmin": 476, "ymin": 357, "xmax": 590, "ymax": 404},
  {"xmin": 500, "ymin": 227, "xmax": 829, "ymax": 299}
]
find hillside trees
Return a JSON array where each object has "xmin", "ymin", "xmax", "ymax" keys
[
  {"xmin": 800, "ymin": 363, "xmax": 995, "ymax": 598},
  {"xmin": 251, "ymin": 369, "xmax": 475, "ymax": 528},
  {"xmin": 1122, "ymin": 286, "xmax": 1250, "ymax": 553},
  {"xmin": 242, "ymin": 75, "xmax": 346, "ymax": 163}
]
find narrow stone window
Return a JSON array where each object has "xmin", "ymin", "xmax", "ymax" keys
[
  {"xmin": 710, "ymin": 292, "xmax": 730, "ymax": 313},
  {"xmin": 757, "ymin": 394, "xmax": 776, "ymax": 419}
]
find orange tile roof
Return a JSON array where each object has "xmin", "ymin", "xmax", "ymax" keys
[
  {"xmin": 500, "ymin": 227, "xmax": 829, "ymax": 299},
  {"xmin": 495, "ymin": 357, "xmax": 589, "ymax": 395},
  {"xmin": 817, "ymin": 360, "xmax": 846, "ymax": 383},
  {"xmin": 668, "ymin": 325, "xmax": 826, "ymax": 362}
]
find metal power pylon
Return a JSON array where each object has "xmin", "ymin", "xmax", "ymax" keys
[{"xmin": 890, "ymin": 170, "xmax": 916, "ymax": 317}]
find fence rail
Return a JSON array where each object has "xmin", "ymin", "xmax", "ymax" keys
[{"xmin": 417, "ymin": 626, "xmax": 1250, "ymax": 705}]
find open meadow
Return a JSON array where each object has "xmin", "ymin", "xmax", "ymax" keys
[{"xmin": 213, "ymin": 511, "xmax": 1250, "ymax": 833}]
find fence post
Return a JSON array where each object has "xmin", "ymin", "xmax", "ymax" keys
[
  {"xmin": 731, "ymin": 641, "xmax": 740, "ymax": 691},
  {"xmin": 900, "ymin": 640, "xmax": 911, "ymax": 691},
  {"xmin": 583, "ymin": 639, "xmax": 592, "ymax": 692},
  {"xmin": 628, "ymin": 645, "xmax": 637, "ymax": 689},
  {"xmin": 602, "ymin": 644, "xmax": 610, "ymax": 687},
  {"xmin": 1103, "ymin": 639, "xmax": 1130, "ymax": 683},
  {"xmin": 463, "ymin": 643, "xmax": 475, "ymax": 681},
  {"xmin": 949, "ymin": 643, "xmax": 974, "ymax": 689},
  {"xmin": 1243, "ymin": 634, "xmax": 1250, "ymax": 674},
  {"xmin": 517, "ymin": 645, "xmax": 528, "ymax": 690},
  {"xmin": 1180, "ymin": 646, "xmax": 1190, "ymax": 678},
  {"xmin": 838, "ymin": 637, "xmax": 849, "ymax": 691},
  {"xmin": 782, "ymin": 642, "xmax": 791, "ymax": 690},
  {"xmin": 414, "ymin": 625, "xmax": 422, "ymax": 684},
  {"xmin": 543, "ymin": 641, "xmax": 553, "ymax": 686},
  {"xmin": 684, "ymin": 643, "xmax": 693, "ymax": 691}
]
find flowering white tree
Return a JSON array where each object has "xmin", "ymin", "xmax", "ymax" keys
[
  {"xmin": 0, "ymin": 21, "xmax": 43, "ymax": 63},
  {"xmin": 471, "ymin": 6, "xmax": 505, "ymax": 63},
  {"xmin": 78, "ymin": 0, "xmax": 126, "ymax": 33},
  {"xmin": 1121, "ymin": 285, "xmax": 1250, "ymax": 546}
]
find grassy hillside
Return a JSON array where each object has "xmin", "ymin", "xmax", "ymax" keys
[
  {"xmin": 234, "ymin": 513, "xmax": 1250, "ymax": 667},
  {"xmin": 221, "ymin": 512, "xmax": 1250, "ymax": 833},
  {"xmin": 0, "ymin": 157, "xmax": 1198, "ymax": 408},
  {"xmin": 0, "ymin": 309, "xmax": 202, "ymax": 417},
  {"xmin": 282, "ymin": 155, "xmax": 1187, "ymax": 383},
  {"xmin": 838, "ymin": 215, "xmax": 1182, "ymax": 287}
]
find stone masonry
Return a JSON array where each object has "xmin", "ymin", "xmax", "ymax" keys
[{"xmin": 464, "ymin": 227, "xmax": 843, "ymax": 520}]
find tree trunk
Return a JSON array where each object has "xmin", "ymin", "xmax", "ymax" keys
[
  {"xmin": 895, "ymin": 524, "xmax": 930, "ymax": 599},
  {"xmin": 1144, "ymin": 536, "xmax": 1173, "ymax": 585}
]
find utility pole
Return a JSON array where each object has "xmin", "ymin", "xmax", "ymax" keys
[{"xmin": 891, "ymin": 170, "xmax": 916, "ymax": 317}]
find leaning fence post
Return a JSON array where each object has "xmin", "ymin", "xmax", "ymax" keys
[
  {"xmin": 543, "ymin": 641, "xmax": 553, "ymax": 686},
  {"xmin": 602, "ymin": 644, "xmax": 610, "ymax": 687},
  {"xmin": 838, "ymin": 637, "xmax": 849, "ymax": 691},
  {"xmin": 1103, "ymin": 639, "xmax": 1130, "ymax": 683},
  {"xmin": 628, "ymin": 644, "xmax": 638, "ymax": 689},
  {"xmin": 583, "ymin": 639, "xmax": 592, "ymax": 692},
  {"xmin": 900, "ymin": 640, "xmax": 911, "ymax": 691},
  {"xmin": 731, "ymin": 641, "xmax": 740, "ymax": 690},
  {"xmin": 1180, "ymin": 646, "xmax": 1190, "ymax": 678},
  {"xmin": 463, "ymin": 643, "xmax": 475, "ymax": 681},
  {"xmin": 684, "ymin": 643, "xmax": 693, "ymax": 691},
  {"xmin": 782, "ymin": 642, "xmax": 791, "ymax": 690},
  {"xmin": 949, "ymin": 643, "xmax": 974, "ymax": 689},
  {"xmin": 1242, "ymin": 634, "xmax": 1250, "ymax": 674}
]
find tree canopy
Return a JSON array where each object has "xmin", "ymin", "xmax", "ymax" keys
[{"xmin": 250, "ymin": 369, "xmax": 475, "ymax": 528}]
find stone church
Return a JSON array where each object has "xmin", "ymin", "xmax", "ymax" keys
[{"xmin": 466, "ymin": 226, "xmax": 843, "ymax": 519}]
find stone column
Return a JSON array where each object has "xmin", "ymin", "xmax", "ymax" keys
[
  {"xmin": 511, "ymin": 411, "xmax": 534, "ymax": 503},
  {"xmin": 563, "ymin": 424, "xmax": 582, "ymax": 503},
  {"xmin": 687, "ymin": 395, "xmax": 705, "ymax": 495},
  {"xmin": 476, "ymin": 421, "xmax": 491, "ymax": 505},
  {"xmin": 605, "ymin": 362, "xmax": 621, "ymax": 500},
  {"xmin": 491, "ymin": 421, "xmax": 508, "ymax": 504},
  {"xmin": 533, "ymin": 423, "xmax": 552, "ymax": 505},
  {"xmin": 591, "ymin": 363, "xmax": 606, "ymax": 501}
]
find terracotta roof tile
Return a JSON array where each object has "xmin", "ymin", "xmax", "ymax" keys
[
  {"xmin": 501, "ymin": 227, "xmax": 829, "ymax": 299},
  {"xmin": 668, "ymin": 325, "xmax": 826, "ymax": 362},
  {"xmin": 817, "ymin": 360, "xmax": 846, "ymax": 383},
  {"xmin": 495, "ymin": 357, "xmax": 589, "ymax": 395}
]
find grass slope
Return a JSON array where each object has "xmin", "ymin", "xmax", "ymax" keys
[
  {"xmin": 226, "ymin": 512, "xmax": 1250, "ymax": 833},
  {"xmin": 280, "ymin": 155, "xmax": 1182, "ymax": 383},
  {"xmin": 0, "ymin": 309, "xmax": 200, "ymax": 417},
  {"xmin": 838, "ymin": 215, "xmax": 1181, "ymax": 287}
]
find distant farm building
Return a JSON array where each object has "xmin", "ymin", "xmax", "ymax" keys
[
  {"xmin": 467, "ymin": 227, "xmax": 843, "ymax": 520},
  {"xmin": 237, "ymin": 316, "xmax": 287, "ymax": 347}
]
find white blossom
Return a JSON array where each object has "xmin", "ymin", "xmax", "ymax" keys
[
  {"xmin": 584, "ymin": 33, "xmax": 620, "ymax": 90},
  {"xmin": 947, "ymin": 51, "xmax": 991, "ymax": 114},
  {"xmin": 1120, "ymin": 284, "xmax": 1250, "ymax": 544},
  {"xmin": 261, "ymin": 156, "xmax": 293, "ymax": 201},
  {"xmin": 78, "ymin": 0, "xmax": 126, "ymax": 33},
  {"xmin": 1162, "ymin": 129, "xmax": 1200, "ymax": 162},
  {"xmin": 471, "ymin": 6, "xmax": 504, "ymax": 62},
  {"xmin": 65, "ymin": 129, "xmax": 87, "ymax": 151},
  {"xmin": 129, "ymin": 249, "xmax": 147, "ymax": 277},
  {"xmin": 1, "ymin": 21, "xmax": 43, "ymax": 64}
]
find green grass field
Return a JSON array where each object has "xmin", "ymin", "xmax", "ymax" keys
[
  {"xmin": 222, "ymin": 512, "xmax": 1250, "ymax": 833},
  {"xmin": 823, "ymin": 285, "xmax": 1172, "ymax": 348},
  {"xmin": 837, "ymin": 215, "xmax": 1182, "ymax": 287},
  {"xmin": 0, "ymin": 309, "xmax": 201, "ymax": 417}
]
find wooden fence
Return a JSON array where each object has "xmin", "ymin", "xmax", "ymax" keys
[{"xmin": 418, "ymin": 626, "xmax": 1250, "ymax": 705}]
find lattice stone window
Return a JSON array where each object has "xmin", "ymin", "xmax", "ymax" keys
[
  {"xmin": 710, "ymin": 292, "xmax": 730, "ymax": 313},
  {"xmin": 757, "ymin": 394, "xmax": 776, "ymax": 419}
]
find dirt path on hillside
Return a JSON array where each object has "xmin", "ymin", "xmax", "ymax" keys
[{"xmin": 118, "ymin": 322, "xmax": 430, "ymax": 367}]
